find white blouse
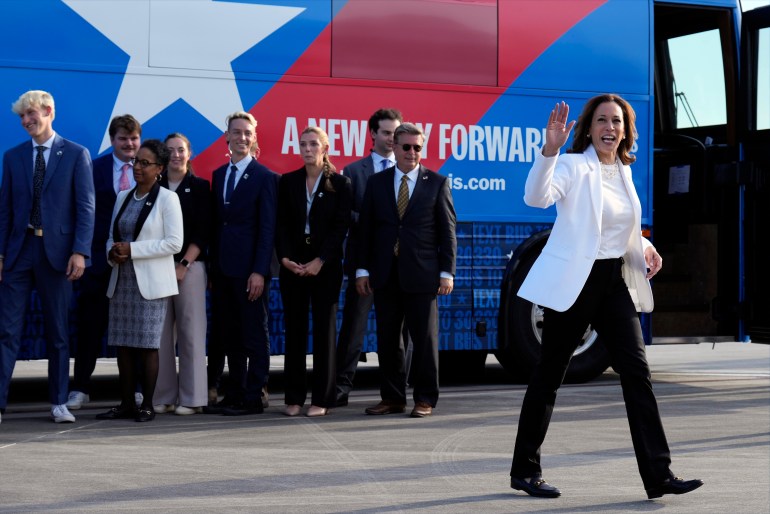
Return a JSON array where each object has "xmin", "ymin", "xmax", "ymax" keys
[{"xmin": 597, "ymin": 162, "xmax": 634, "ymax": 259}]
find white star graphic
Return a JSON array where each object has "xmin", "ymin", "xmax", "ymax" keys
[{"xmin": 63, "ymin": 0, "xmax": 304, "ymax": 152}]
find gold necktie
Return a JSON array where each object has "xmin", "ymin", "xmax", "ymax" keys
[
  {"xmin": 397, "ymin": 175, "xmax": 409, "ymax": 218},
  {"xmin": 395, "ymin": 175, "xmax": 409, "ymax": 255}
]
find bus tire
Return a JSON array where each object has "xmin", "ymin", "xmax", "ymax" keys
[{"xmin": 495, "ymin": 248, "xmax": 610, "ymax": 384}]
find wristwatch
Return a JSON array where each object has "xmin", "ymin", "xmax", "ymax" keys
[{"xmin": 179, "ymin": 258, "xmax": 191, "ymax": 268}]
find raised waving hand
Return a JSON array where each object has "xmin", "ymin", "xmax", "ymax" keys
[{"xmin": 541, "ymin": 101, "xmax": 576, "ymax": 157}]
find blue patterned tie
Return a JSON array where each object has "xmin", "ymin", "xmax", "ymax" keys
[
  {"xmin": 30, "ymin": 146, "xmax": 46, "ymax": 228},
  {"xmin": 225, "ymin": 165, "xmax": 237, "ymax": 204}
]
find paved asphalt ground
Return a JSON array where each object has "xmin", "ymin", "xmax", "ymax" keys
[{"xmin": 1, "ymin": 342, "xmax": 768, "ymax": 513}]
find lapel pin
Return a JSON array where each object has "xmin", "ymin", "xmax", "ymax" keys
[
  {"xmin": 422, "ymin": 174, "xmax": 428, "ymax": 180},
  {"xmin": 56, "ymin": 151, "xmax": 63, "ymax": 156},
  {"xmin": 146, "ymin": 201, "xmax": 153, "ymax": 207},
  {"xmin": 185, "ymin": 188, "xmax": 191, "ymax": 193},
  {"xmin": 318, "ymin": 192, "xmax": 324, "ymax": 198},
  {"xmin": 243, "ymin": 173, "xmax": 249, "ymax": 180}
]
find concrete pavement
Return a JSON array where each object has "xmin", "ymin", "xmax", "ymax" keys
[{"xmin": 1, "ymin": 343, "xmax": 768, "ymax": 513}]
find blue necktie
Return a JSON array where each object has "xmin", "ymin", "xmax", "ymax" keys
[{"xmin": 225, "ymin": 165, "xmax": 237, "ymax": 204}]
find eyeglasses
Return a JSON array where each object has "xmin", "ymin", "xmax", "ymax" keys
[
  {"xmin": 133, "ymin": 159, "xmax": 160, "ymax": 168},
  {"xmin": 400, "ymin": 144, "xmax": 423, "ymax": 153}
]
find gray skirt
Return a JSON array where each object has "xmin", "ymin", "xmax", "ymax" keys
[{"xmin": 107, "ymin": 260, "xmax": 169, "ymax": 349}]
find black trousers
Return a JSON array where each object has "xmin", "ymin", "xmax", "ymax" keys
[
  {"xmin": 373, "ymin": 260, "xmax": 439, "ymax": 407},
  {"xmin": 280, "ymin": 255, "xmax": 341, "ymax": 409},
  {"xmin": 335, "ymin": 276, "xmax": 374, "ymax": 397},
  {"xmin": 211, "ymin": 274, "xmax": 270, "ymax": 405},
  {"xmin": 72, "ymin": 267, "xmax": 111, "ymax": 394},
  {"xmin": 510, "ymin": 258, "xmax": 672, "ymax": 489}
]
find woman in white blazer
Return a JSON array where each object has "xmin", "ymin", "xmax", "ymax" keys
[
  {"xmin": 96, "ymin": 140, "xmax": 183, "ymax": 423},
  {"xmin": 509, "ymin": 97, "xmax": 702, "ymax": 500}
]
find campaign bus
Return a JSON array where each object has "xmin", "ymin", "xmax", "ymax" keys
[{"xmin": 1, "ymin": 0, "xmax": 767, "ymax": 382}]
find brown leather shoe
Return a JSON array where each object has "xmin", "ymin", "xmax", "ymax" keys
[
  {"xmin": 410, "ymin": 401, "xmax": 433, "ymax": 418},
  {"xmin": 365, "ymin": 401, "xmax": 406, "ymax": 415}
]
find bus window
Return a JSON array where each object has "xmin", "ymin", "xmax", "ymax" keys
[
  {"xmin": 757, "ymin": 27, "xmax": 770, "ymax": 130},
  {"xmin": 331, "ymin": 0, "xmax": 497, "ymax": 86},
  {"xmin": 668, "ymin": 29, "xmax": 727, "ymax": 128}
]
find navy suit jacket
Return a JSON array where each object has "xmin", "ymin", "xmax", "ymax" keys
[
  {"xmin": 0, "ymin": 134, "xmax": 95, "ymax": 272},
  {"xmin": 89, "ymin": 153, "xmax": 119, "ymax": 274},
  {"xmin": 210, "ymin": 158, "xmax": 278, "ymax": 279},
  {"xmin": 341, "ymin": 154, "xmax": 376, "ymax": 275},
  {"xmin": 358, "ymin": 164, "xmax": 456, "ymax": 293}
]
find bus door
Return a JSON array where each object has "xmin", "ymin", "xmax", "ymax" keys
[
  {"xmin": 739, "ymin": 5, "xmax": 770, "ymax": 343},
  {"xmin": 652, "ymin": 2, "xmax": 741, "ymax": 342}
]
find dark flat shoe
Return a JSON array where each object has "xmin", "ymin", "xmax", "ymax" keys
[
  {"xmin": 510, "ymin": 476, "xmax": 561, "ymax": 498},
  {"xmin": 646, "ymin": 476, "xmax": 703, "ymax": 499},
  {"xmin": 135, "ymin": 408, "xmax": 156, "ymax": 422},
  {"xmin": 96, "ymin": 406, "xmax": 136, "ymax": 420}
]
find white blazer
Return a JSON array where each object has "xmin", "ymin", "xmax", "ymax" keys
[
  {"xmin": 106, "ymin": 187, "xmax": 183, "ymax": 300},
  {"xmin": 517, "ymin": 145, "xmax": 654, "ymax": 313}
]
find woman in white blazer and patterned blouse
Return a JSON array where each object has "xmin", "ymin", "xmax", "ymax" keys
[
  {"xmin": 96, "ymin": 139, "xmax": 183, "ymax": 423},
  {"xmin": 508, "ymin": 96, "xmax": 702, "ymax": 500}
]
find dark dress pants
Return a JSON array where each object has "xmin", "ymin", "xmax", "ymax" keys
[
  {"xmin": 510, "ymin": 258, "xmax": 672, "ymax": 489},
  {"xmin": 280, "ymin": 259, "xmax": 341, "ymax": 408},
  {"xmin": 211, "ymin": 274, "xmax": 270, "ymax": 405},
  {"xmin": 0, "ymin": 234, "xmax": 71, "ymax": 409},
  {"xmin": 335, "ymin": 275, "xmax": 374, "ymax": 397},
  {"xmin": 373, "ymin": 260, "xmax": 439, "ymax": 407},
  {"xmin": 72, "ymin": 267, "xmax": 111, "ymax": 394}
]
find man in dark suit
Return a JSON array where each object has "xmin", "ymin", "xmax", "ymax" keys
[
  {"xmin": 0, "ymin": 90, "xmax": 95, "ymax": 424},
  {"xmin": 356, "ymin": 123, "xmax": 456, "ymax": 418},
  {"xmin": 67, "ymin": 115, "xmax": 141, "ymax": 410},
  {"xmin": 205, "ymin": 111, "xmax": 277, "ymax": 416},
  {"xmin": 335, "ymin": 108, "xmax": 402, "ymax": 407}
]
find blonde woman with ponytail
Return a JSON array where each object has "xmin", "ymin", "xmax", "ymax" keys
[{"xmin": 275, "ymin": 127, "xmax": 352, "ymax": 417}]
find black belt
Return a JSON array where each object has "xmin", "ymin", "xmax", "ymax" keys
[{"xmin": 26, "ymin": 228, "xmax": 43, "ymax": 237}]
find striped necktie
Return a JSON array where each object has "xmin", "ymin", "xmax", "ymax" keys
[{"xmin": 394, "ymin": 175, "xmax": 409, "ymax": 256}]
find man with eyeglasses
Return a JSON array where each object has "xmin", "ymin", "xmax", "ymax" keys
[
  {"xmin": 205, "ymin": 111, "xmax": 277, "ymax": 416},
  {"xmin": 67, "ymin": 114, "xmax": 142, "ymax": 411},
  {"xmin": 356, "ymin": 122, "xmax": 456, "ymax": 418},
  {"xmin": 0, "ymin": 90, "xmax": 95, "ymax": 424},
  {"xmin": 335, "ymin": 108, "xmax": 402, "ymax": 408}
]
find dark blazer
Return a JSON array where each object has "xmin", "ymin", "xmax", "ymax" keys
[
  {"xmin": 341, "ymin": 154, "xmax": 375, "ymax": 275},
  {"xmin": 210, "ymin": 158, "xmax": 278, "ymax": 279},
  {"xmin": 89, "ymin": 154, "xmax": 119, "ymax": 274},
  {"xmin": 275, "ymin": 167, "xmax": 352, "ymax": 265},
  {"xmin": 160, "ymin": 171, "xmax": 211, "ymax": 263},
  {"xmin": 358, "ymin": 164, "xmax": 457, "ymax": 293},
  {"xmin": 0, "ymin": 135, "xmax": 95, "ymax": 271}
]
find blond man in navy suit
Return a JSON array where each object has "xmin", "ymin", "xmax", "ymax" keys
[{"xmin": 0, "ymin": 90, "xmax": 95, "ymax": 424}]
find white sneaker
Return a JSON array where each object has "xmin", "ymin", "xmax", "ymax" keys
[
  {"xmin": 51, "ymin": 404, "xmax": 75, "ymax": 423},
  {"xmin": 134, "ymin": 392, "xmax": 143, "ymax": 407},
  {"xmin": 66, "ymin": 391, "xmax": 90, "ymax": 410},
  {"xmin": 174, "ymin": 406, "xmax": 202, "ymax": 416},
  {"xmin": 153, "ymin": 404, "xmax": 175, "ymax": 414}
]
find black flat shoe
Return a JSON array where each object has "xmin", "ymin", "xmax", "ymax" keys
[
  {"xmin": 511, "ymin": 476, "xmax": 561, "ymax": 498},
  {"xmin": 96, "ymin": 406, "xmax": 136, "ymax": 420},
  {"xmin": 646, "ymin": 476, "xmax": 703, "ymax": 499},
  {"xmin": 222, "ymin": 402, "xmax": 264, "ymax": 416},
  {"xmin": 202, "ymin": 397, "xmax": 238, "ymax": 414},
  {"xmin": 135, "ymin": 408, "xmax": 156, "ymax": 422}
]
